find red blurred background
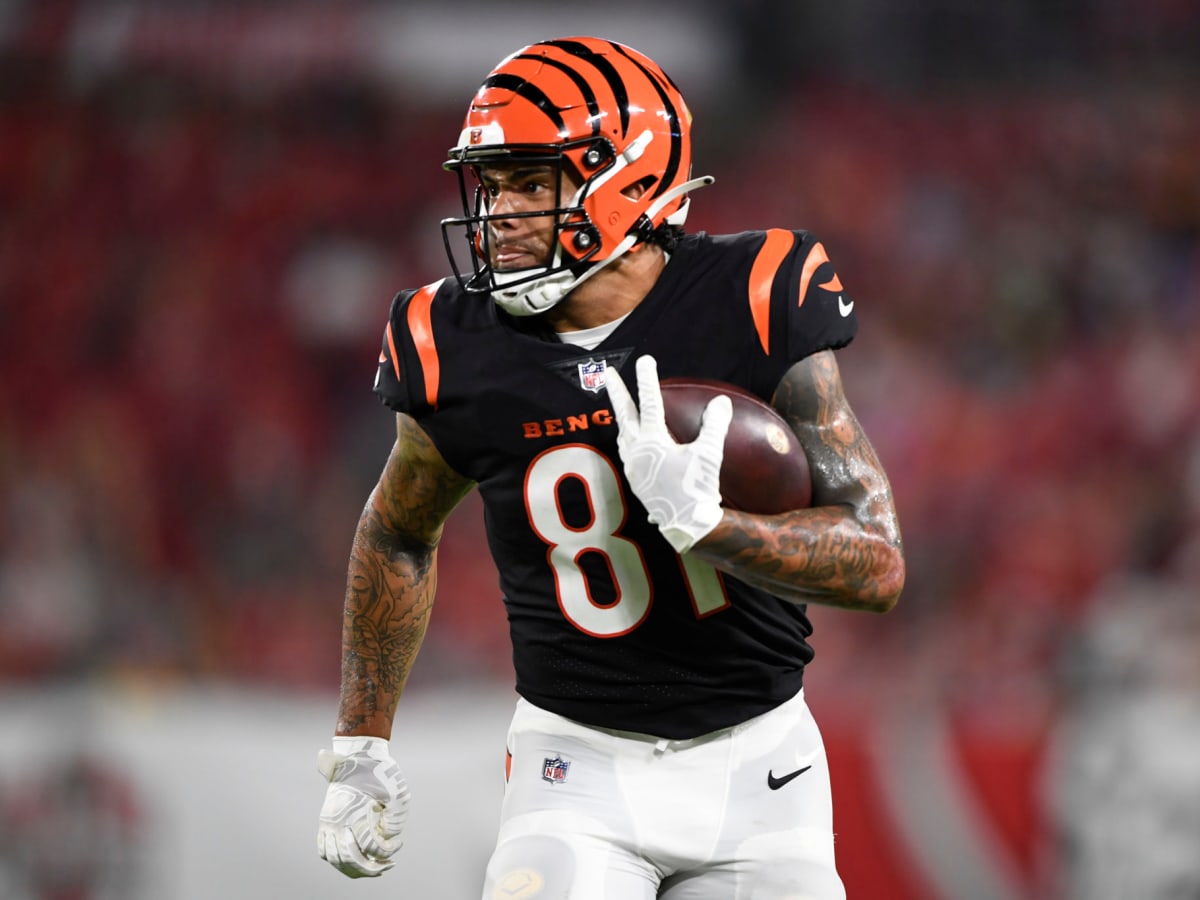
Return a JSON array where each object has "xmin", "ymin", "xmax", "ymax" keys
[{"xmin": 2, "ymin": 3, "xmax": 1199, "ymax": 898}]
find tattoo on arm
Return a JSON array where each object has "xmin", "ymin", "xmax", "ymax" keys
[
  {"xmin": 692, "ymin": 351, "xmax": 905, "ymax": 611},
  {"xmin": 336, "ymin": 416, "xmax": 473, "ymax": 735}
]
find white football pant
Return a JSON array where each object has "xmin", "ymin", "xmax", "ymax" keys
[{"xmin": 482, "ymin": 689, "xmax": 845, "ymax": 900}]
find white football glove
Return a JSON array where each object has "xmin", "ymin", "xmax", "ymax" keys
[
  {"xmin": 607, "ymin": 355, "xmax": 732, "ymax": 554},
  {"xmin": 317, "ymin": 736, "xmax": 410, "ymax": 878}
]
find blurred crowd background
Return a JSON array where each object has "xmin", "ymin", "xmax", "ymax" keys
[{"xmin": 2, "ymin": 1, "xmax": 1199, "ymax": 898}]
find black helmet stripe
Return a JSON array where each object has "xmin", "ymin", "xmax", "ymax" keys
[
  {"xmin": 541, "ymin": 39, "xmax": 631, "ymax": 136},
  {"xmin": 514, "ymin": 52, "xmax": 603, "ymax": 137},
  {"xmin": 610, "ymin": 44, "xmax": 682, "ymax": 200},
  {"xmin": 481, "ymin": 72, "xmax": 568, "ymax": 133},
  {"xmin": 483, "ymin": 40, "xmax": 684, "ymax": 201}
]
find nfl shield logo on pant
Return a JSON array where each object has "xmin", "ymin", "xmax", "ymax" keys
[{"xmin": 541, "ymin": 755, "xmax": 571, "ymax": 785}]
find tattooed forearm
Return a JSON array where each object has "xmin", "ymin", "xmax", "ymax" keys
[
  {"xmin": 694, "ymin": 506, "xmax": 902, "ymax": 611},
  {"xmin": 691, "ymin": 350, "xmax": 904, "ymax": 612},
  {"xmin": 336, "ymin": 506, "xmax": 436, "ymax": 734},
  {"xmin": 336, "ymin": 415, "xmax": 474, "ymax": 737}
]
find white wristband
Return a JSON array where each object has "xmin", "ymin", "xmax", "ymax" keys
[{"xmin": 331, "ymin": 735, "xmax": 390, "ymax": 757}]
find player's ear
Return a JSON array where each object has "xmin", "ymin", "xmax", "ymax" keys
[{"xmin": 621, "ymin": 177, "xmax": 653, "ymax": 201}]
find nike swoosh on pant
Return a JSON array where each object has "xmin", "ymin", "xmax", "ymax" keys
[{"xmin": 767, "ymin": 765, "xmax": 812, "ymax": 790}]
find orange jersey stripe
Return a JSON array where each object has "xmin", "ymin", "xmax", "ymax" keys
[
  {"xmin": 747, "ymin": 229, "xmax": 795, "ymax": 355},
  {"xmin": 407, "ymin": 282, "xmax": 441, "ymax": 410},
  {"xmin": 797, "ymin": 241, "xmax": 844, "ymax": 305},
  {"xmin": 384, "ymin": 322, "xmax": 401, "ymax": 381}
]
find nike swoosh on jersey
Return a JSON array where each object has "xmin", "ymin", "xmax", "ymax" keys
[
  {"xmin": 767, "ymin": 765, "xmax": 812, "ymax": 790},
  {"xmin": 838, "ymin": 296, "xmax": 854, "ymax": 317}
]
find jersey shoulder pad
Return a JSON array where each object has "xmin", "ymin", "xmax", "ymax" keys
[
  {"xmin": 733, "ymin": 228, "xmax": 858, "ymax": 364},
  {"xmin": 373, "ymin": 278, "xmax": 457, "ymax": 416}
]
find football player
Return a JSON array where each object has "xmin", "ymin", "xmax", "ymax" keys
[{"xmin": 316, "ymin": 36, "xmax": 905, "ymax": 899}]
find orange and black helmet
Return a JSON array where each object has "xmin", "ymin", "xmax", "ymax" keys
[{"xmin": 441, "ymin": 36, "xmax": 713, "ymax": 315}]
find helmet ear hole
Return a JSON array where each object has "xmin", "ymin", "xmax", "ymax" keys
[{"xmin": 622, "ymin": 175, "xmax": 656, "ymax": 201}]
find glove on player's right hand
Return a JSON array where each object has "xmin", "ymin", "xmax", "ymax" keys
[{"xmin": 317, "ymin": 736, "xmax": 410, "ymax": 878}]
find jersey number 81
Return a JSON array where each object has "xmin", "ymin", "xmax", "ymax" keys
[{"xmin": 525, "ymin": 444, "xmax": 730, "ymax": 637}]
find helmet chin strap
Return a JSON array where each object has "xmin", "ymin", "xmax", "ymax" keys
[{"xmin": 492, "ymin": 174, "xmax": 715, "ymax": 317}]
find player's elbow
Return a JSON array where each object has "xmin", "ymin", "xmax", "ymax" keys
[{"xmin": 866, "ymin": 546, "xmax": 905, "ymax": 614}]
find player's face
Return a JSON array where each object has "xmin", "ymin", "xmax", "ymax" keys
[{"xmin": 477, "ymin": 163, "xmax": 579, "ymax": 271}]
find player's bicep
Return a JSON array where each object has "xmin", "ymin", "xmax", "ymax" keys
[
  {"xmin": 371, "ymin": 413, "xmax": 475, "ymax": 548},
  {"xmin": 771, "ymin": 351, "xmax": 893, "ymax": 522}
]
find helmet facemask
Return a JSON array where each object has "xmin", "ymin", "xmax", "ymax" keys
[{"xmin": 441, "ymin": 138, "xmax": 613, "ymax": 316}]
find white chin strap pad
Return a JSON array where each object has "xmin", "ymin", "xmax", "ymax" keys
[{"xmin": 492, "ymin": 267, "xmax": 576, "ymax": 316}]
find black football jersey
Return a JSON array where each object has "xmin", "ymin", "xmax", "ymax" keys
[{"xmin": 374, "ymin": 230, "xmax": 857, "ymax": 739}]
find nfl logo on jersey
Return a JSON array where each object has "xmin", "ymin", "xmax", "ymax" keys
[
  {"xmin": 577, "ymin": 359, "xmax": 607, "ymax": 393},
  {"xmin": 541, "ymin": 755, "xmax": 571, "ymax": 785}
]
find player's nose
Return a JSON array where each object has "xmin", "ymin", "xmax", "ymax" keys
[{"xmin": 488, "ymin": 189, "xmax": 528, "ymax": 222}]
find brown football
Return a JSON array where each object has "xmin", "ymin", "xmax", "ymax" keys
[{"xmin": 659, "ymin": 378, "xmax": 813, "ymax": 514}]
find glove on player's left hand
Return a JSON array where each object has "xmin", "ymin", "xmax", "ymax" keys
[
  {"xmin": 317, "ymin": 736, "xmax": 409, "ymax": 878},
  {"xmin": 607, "ymin": 355, "xmax": 731, "ymax": 554}
]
